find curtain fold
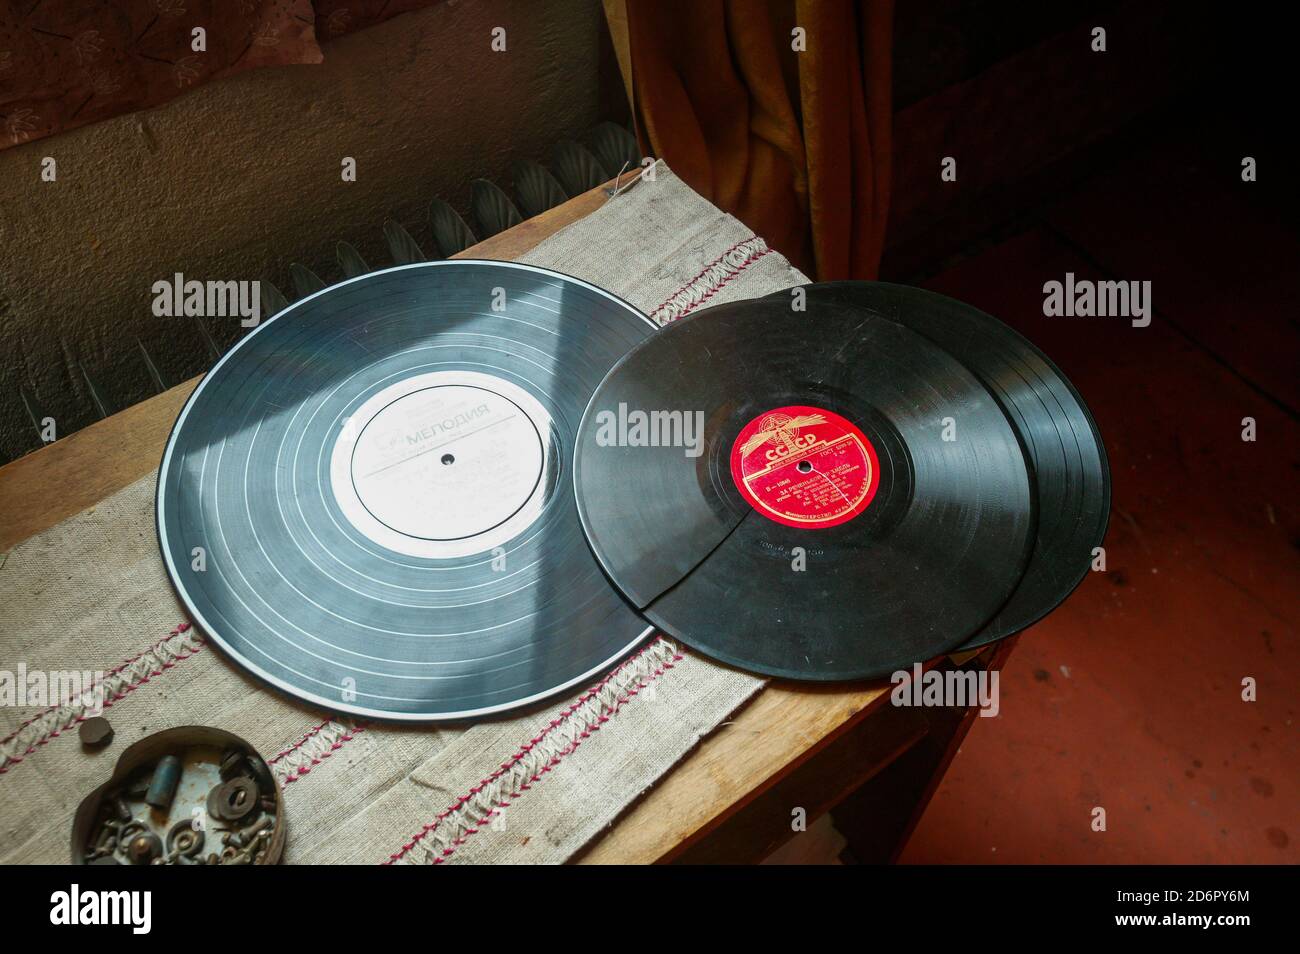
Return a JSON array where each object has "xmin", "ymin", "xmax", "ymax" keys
[{"xmin": 605, "ymin": 0, "xmax": 893, "ymax": 280}]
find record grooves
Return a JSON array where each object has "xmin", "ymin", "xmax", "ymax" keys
[
  {"xmin": 160, "ymin": 264, "xmax": 1108, "ymax": 714},
  {"xmin": 795, "ymin": 283, "xmax": 1111, "ymax": 650},
  {"xmin": 157, "ymin": 261, "xmax": 657, "ymax": 721},
  {"xmin": 574, "ymin": 293, "xmax": 1040, "ymax": 681}
]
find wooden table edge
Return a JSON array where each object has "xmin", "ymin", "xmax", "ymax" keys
[{"xmin": 0, "ymin": 169, "xmax": 885, "ymax": 864}]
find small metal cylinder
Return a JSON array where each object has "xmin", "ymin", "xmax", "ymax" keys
[{"xmin": 144, "ymin": 755, "xmax": 182, "ymax": 810}]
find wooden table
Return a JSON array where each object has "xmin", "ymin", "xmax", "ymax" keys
[{"xmin": 0, "ymin": 175, "xmax": 1007, "ymax": 864}]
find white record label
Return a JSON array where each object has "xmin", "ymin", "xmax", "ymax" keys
[{"xmin": 330, "ymin": 371, "xmax": 552, "ymax": 558}]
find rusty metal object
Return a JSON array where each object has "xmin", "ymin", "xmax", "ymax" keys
[
  {"xmin": 247, "ymin": 751, "xmax": 275, "ymax": 794},
  {"xmin": 79, "ymin": 716, "xmax": 114, "ymax": 748},
  {"xmin": 213, "ymin": 777, "xmax": 259, "ymax": 822},
  {"xmin": 71, "ymin": 726, "xmax": 286, "ymax": 866},
  {"xmin": 218, "ymin": 748, "xmax": 247, "ymax": 780},
  {"xmin": 166, "ymin": 820, "xmax": 205, "ymax": 860},
  {"xmin": 125, "ymin": 831, "xmax": 162, "ymax": 865},
  {"xmin": 108, "ymin": 796, "xmax": 132, "ymax": 822}
]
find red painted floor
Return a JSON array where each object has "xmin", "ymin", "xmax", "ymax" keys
[{"xmin": 896, "ymin": 129, "xmax": 1299, "ymax": 864}]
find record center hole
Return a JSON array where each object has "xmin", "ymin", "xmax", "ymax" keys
[
  {"xmin": 796, "ymin": 460, "xmax": 812, "ymax": 474},
  {"xmin": 441, "ymin": 453, "xmax": 455, "ymax": 466}
]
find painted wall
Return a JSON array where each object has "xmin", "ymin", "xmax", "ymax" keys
[{"xmin": 0, "ymin": 0, "xmax": 607, "ymax": 463}]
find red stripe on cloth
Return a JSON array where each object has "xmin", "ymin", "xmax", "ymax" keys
[
  {"xmin": 384, "ymin": 637, "xmax": 683, "ymax": 865},
  {"xmin": 0, "ymin": 623, "xmax": 203, "ymax": 777}
]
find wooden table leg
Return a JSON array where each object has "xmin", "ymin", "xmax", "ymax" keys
[{"xmin": 832, "ymin": 637, "xmax": 1019, "ymax": 864}]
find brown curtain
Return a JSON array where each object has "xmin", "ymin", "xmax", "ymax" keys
[{"xmin": 603, "ymin": 0, "xmax": 893, "ymax": 280}]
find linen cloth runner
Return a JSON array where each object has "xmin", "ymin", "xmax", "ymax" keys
[{"xmin": 0, "ymin": 163, "xmax": 801, "ymax": 863}]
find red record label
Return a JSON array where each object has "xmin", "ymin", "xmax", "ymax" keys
[{"xmin": 729, "ymin": 404, "xmax": 879, "ymax": 529}]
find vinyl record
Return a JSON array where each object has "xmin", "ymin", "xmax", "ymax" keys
[
  {"xmin": 573, "ymin": 293, "xmax": 1036, "ymax": 681},
  {"xmin": 157, "ymin": 261, "xmax": 656, "ymax": 721},
  {"xmin": 790, "ymin": 282, "xmax": 1110, "ymax": 649}
]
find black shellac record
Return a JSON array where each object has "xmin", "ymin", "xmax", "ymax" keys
[
  {"xmin": 574, "ymin": 292, "xmax": 1036, "ymax": 681},
  {"xmin": 796, "ymin": 282, "xmax": 1110, "ymax": 650}
]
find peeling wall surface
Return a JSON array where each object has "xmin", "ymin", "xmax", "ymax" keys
[{"xmin": 0, "ymin": 0, "xmax": 606, "ymax": 464}]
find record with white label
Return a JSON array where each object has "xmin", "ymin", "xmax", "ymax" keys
[{"xmin": 157, "ymin": 261, "xmax": 656, "ymax": 720}]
